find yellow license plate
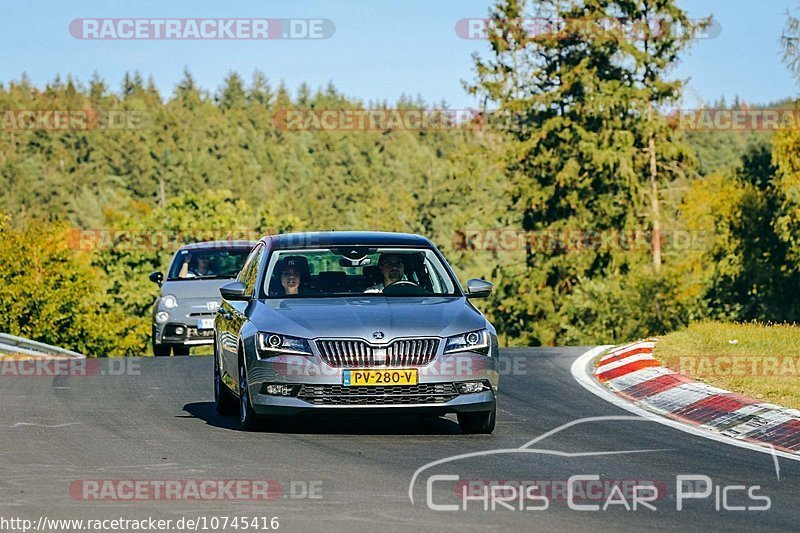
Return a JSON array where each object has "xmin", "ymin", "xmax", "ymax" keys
[{"xmin": 343, "ymin": 369, "xmax": 418, "ymax": 386}]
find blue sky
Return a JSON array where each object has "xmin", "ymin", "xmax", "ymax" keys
[{"xmin": 0, "ymin": 0, "xmax": 797, "ymax": 108}]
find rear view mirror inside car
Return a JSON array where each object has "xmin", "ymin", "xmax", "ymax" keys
[
  {"xmin": 333, "ymin": 247, "xmax": 376, "ymax": 262},
  {"xmin": 339, "ymin": 256, "xmax": 372, "ymax": 267}
]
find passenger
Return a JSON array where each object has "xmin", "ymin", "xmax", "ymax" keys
[
  {"xmin": 276, "ymin": 258, "xmax": 305, "ymax": 296},
  {"xmin": 365, "ymin": 253, "xmax": 406, "ymax": 293}
]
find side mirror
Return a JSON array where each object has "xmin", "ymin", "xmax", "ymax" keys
[
  {"xmin": 149, "ymin": 271, "xmax": 164, "ymax": 286},
  {"xmin": 220, "ymin": 281, "xmax": 250, "ymax": 301},
  {"xmin": 466, "ymin": 278, "xmax": 493, "ymax": 299}
]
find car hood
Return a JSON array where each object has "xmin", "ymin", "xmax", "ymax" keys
[
  {"xmin": 160, "ymin": 279, "xmax": 237, "ymax": 300},
  {"xmin": 249, "ymin": 296, "xmax": 487, "ymax": 340}
]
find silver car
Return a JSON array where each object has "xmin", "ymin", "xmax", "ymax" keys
[
  {"xmin": 214, "ymin": 232, "xmax": 499, "ymax": 434},
  {"xmin": 149, "ymin": 241, "xmax": 255, "ymax": 356}
]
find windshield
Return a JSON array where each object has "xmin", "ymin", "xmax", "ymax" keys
[
  {"xmin": 167, "ymin": 248, "xmax": 251, "ymax": 281},
  {"xmin": 262, "ymin": 248, "xmax": 459, "ymax": 298}
]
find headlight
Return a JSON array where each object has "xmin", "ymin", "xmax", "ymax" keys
[
  {"xmin": 444, "ymin": 329, "xmax": 490, "ymax": 355},
  {"xmin": 161, "ymin": 295, "xmax": 178, "ymax": 309},
  {"xmin": 155, "ymin": 311, "xmax": 169, "ymax": 323},
  {"xmin": 256, "ymin": 332, "xmax": 312, "ymax": 357}
]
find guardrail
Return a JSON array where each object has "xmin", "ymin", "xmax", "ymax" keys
[{"xmin": 0, "ymin": 333, "xmax": 85, "ymax": 359}]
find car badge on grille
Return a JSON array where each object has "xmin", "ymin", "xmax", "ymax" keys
[{"xmin": 372, "ymin": 331, "xmax": 384, "ymax": 340}]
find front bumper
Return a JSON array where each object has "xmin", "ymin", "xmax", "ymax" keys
[
  {"xmin": 154, "ymin": 322, "xmax": 215, "ymax": 346},
  {"xmin": 245, "ymin": 351, "xmax": 499, "ymax": 417},
  {"xmin": 153, "ymin": 304, "xmax": 217, "ymax": 346},
  {"xmin": 250, "ymin": 389, "xmax": 495, "ymax": 417},
  {"xmin": 152, "ymin": 284, "xmax": 232, "ymax": 347}
]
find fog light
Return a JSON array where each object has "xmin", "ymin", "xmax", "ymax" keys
[
  {"xmin": 155, "ymin": 311, "xmax": 169, "ymax": 323},
  {"xmin": 456, "ymin": 381, "xmax": 486, "ymax": 394},
  {"xmin": 265, "ymin": 384, "xmax": 294, "ymax": 396},
  {"xmin": 175, "ymin": 326, "xmax": 185, "ymax": 335}
]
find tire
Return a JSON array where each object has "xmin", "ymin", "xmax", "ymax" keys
[
  {"xmin": 173, "ymin": 345, "xmax": 190, "ymax": 356},
  {"xmin": 457, "ymin": 405, "xmax": 496, "ymax": 434},
  {"xmin": 214, "ymin": 345, "xmax": 237, "ymax": 416},
  {"xmin": 152, "ymin": 342, "xmax": 171, "ymax": 357},
  {"xmin": 238, "ymin": 354, "xmax": 261, "ymax": 431}
]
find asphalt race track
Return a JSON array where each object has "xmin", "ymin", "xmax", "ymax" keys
[{"xmin": 1, "ymin": 348, "xmax": 798, "ymax": 532}]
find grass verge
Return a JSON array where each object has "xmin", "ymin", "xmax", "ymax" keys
[{"xmin": 654, "ymin": 321, "xmax": 800, "ymax": 410}]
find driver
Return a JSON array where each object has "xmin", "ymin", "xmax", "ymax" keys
[
  {"xmin": 365, "ymin": 253, "xmax": 408, "ymax": 293},
  {"xmin": 179, "ymin": 253, "xmax": 215, "ymax": 278}
]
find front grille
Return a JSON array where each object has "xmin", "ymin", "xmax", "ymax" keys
[
  {"xmin": 297, "ymin": 383, "xmax": 458, "ymax": 405},
  {"xmin": 316, "ymin": 338, "xmax": 439, "ymax": 368}
]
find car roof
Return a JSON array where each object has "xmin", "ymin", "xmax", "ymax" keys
[
  {"xmin": 178, "ymin": 240, "xmax": 257, "ymax": 251},
  {"xmin": 267, "ymin": 231, "xmax": 433, "ymax": 250}
]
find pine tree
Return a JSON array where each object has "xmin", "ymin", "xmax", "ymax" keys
[
  {"xmin": 89, "ymin": 72, "xmax": 107, "ymax": 104},
  {"xmin": 218, "ymin": 71, "xmax": 246, "ymax": 110},
  {"xmin": 174, "ymin": 68, "xmax": 202, "ymax": 109},
  {"xmin": 247, "ymin": 69, "xmax": 273, "ymax": 107}
]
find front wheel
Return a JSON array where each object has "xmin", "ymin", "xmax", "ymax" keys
[
  {"xmin": 457, "ymin": 405, "xmax": 496, "ymax": 434},
  {"xmin": 152, "ymin": 341, "xmax": 171, "ymax": 357},
  {"xmin": 238, "ymin": 356, "xmax": 261, "ymax": 431},
  {"xmin": 173, "ymin": 345, "xmax": 190, "ymax": 356}
]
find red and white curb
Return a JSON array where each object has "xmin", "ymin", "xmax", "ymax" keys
[{"xmin": 572, "ymin": 343, "xmax": 800, "ymax": 463}]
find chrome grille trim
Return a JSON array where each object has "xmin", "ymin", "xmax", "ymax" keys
[{"xmin": 315, "ymin": 338, "xmax": 439, "ymax": 368}]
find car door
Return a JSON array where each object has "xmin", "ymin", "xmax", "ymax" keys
[{"xmin": 218, "ymin": 242, "xmax": 264, "ymax": 389}]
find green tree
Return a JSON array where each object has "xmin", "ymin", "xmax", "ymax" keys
[
  {"xmin": 772, "ymin": 131, "xmax": 800, "ymax": 267},
  {"xmin": 0, "ymin": 214, "xmax": 143, "ymax": 356},
  {"xmin": 678, "ymin": 145, "xmax": 800, "ymax": 322},
  {"xmin": 218, "ymin": 72, "xmax": 247, "ymax": 110},
  {"xmin": 774, "ymin": 11, "xmax": 800, "ymax": 268},
  {"xmin": 467, "ymin": 0, "xmax": 706, "ymax": 344}
]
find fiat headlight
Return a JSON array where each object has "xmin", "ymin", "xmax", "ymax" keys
[{"xmin": 161, "ymin": 294, "xmax": 178, "ymax": 309}]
